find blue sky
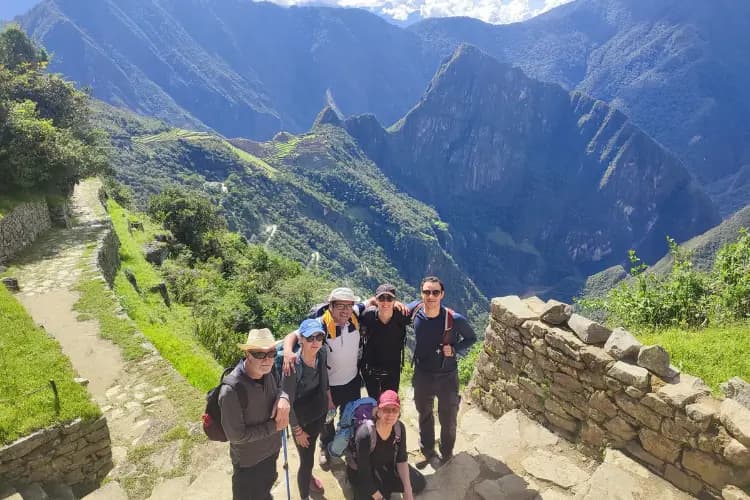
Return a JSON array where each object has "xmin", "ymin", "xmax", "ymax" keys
[{"xmin": 267, "ymin": 0, "xmax": 573, "ymax": 24}]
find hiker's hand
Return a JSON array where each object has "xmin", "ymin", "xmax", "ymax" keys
[
  {"xmin": 442, "ymin": 344, "xmax": 455, "ymax": 357},
  {"xmin": 294, "ymin": 428, "xmax": 310, "ymax": 447},
  {"xmin": 394, "ymin": 301, "xmax": 408, "ymax": 314},
  {"xmin": 282, "ymin": 350, "xmax": 296, "ymax": 376},
  {"xmin": 372, "ymin": 491, "xmax": 384, "ymax": 500},
  {"xmin": 327, "ymin": 391, "xmax": 335, "ymax": 411},
  {"xmin": 274, "ymin": 398, "xmax": 290, "ymax": 430}
]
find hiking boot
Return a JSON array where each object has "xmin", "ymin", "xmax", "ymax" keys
[
  {"xmin": 309, "ymin": 476, "xmax": 325, "ymax": 494},
  {"xmin": 421, "ymin": 448, "xmax": 436, "ymax": 461},
  {"xmin": 319, "ymin": 448, "xmax": 329, "ymax": 468},
  {"xmin": 439, "ymin": 452, "xmax": 453, "ymax": 465}
]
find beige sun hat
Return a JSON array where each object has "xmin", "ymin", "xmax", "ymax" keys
[
  {"xmin": 237, "ymin": 328, "xmax": 277, "ymax": 351},
  {"xmin": 327, "ymin": 287, "xmax": 361, "ymax": 303}
]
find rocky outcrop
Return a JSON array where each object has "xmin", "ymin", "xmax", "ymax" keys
[
  {"xmin": 0, "ymin": 417, "xmax": 113, "ymax": 497},
  {"xmin": 470, "ymin": 295, "xmax": 750, "ymax": 497},
  {"xmin": 0, "ymin": 200, "xmax": 51, "ymax": 265}
]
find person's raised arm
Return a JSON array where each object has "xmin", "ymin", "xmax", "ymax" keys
[{"xmin": 282, "ymin": 331, "xmax": 299, "ymax": 375}]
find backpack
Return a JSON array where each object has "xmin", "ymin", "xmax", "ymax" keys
[
  {"xmin": 410, "ymin": 303, "xmax": 455, "ymax": 366},
  {"xmin": 327, "ymin": 397, "xmax": 377, "ymax": 457},
  {"xmin": 202, "ymin": 365, "xmax": 247, "ymax": 442}
]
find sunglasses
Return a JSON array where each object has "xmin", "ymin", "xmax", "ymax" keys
[
  {"xmin": 421, "ymin": 289, "xmax": 442, "ymax": 296},
  {"xmin": 304, "ymin": 333, "xmax": 326, "ymax": 343},
  {"xmin": 247, "ymin": 350, "xmax": 276, "ymax": 360},
  {"xmin": 376, "ymin": 295, "xmax": 394, "ymax": 302}
]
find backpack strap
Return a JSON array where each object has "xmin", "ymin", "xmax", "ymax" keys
[
  {"xmin": 365, "ymin": 420, "xmax": 402, "ymax": 466},
  {"xmin": 221, "ymin": 365, "xmax": 248, "ymax": 409}
]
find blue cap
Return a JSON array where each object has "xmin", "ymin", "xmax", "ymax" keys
[{"xmin": 299, "ymin": 318, "xmax": 325, "ymax": 338}]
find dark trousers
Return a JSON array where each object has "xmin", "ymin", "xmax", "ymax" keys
[
  {"xmin": 232, "ymin": 452, "xmax": 279, "ymax": 500},
  {"xmin": 413, "ymin": 367, "xmax": 460, "ymax": 458},
  {"xmin": 294, "ymin": 416, "xmax": 325, "ymax": 497},
  {"xmin": 347, "ymin": 464, "xmax": 426, "ymax": 500},
  {"xmin": 321, "ymin": 374, "xmax": 362, "ymax": 448},
  {"xmin": 363, "ymin": 365, "xmax": 400, "ymax": 400}
]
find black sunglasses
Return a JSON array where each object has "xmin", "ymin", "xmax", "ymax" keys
[
  {"xmin": 377, "ymin": 295, "xmax": 394, "ymax": 302},
  {"xmin": 304, "ymin": 333, "xmax": 326, "ymax": 343},
  {"xmin": 421, "ymin": 289, "xmax": 442, "ymax": 296},
  {"xmin": 247, "ymin": 350, "xmax": 276, "ymax": 360}
]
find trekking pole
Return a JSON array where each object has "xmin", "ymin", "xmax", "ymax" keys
[{"xmin": 282, "ymin": 428, "xmax": 291, "ymax": 500}]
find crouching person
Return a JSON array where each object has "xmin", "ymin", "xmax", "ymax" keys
[
  {"xmin": 219, "ymin": 328, "xmax": 290, "ymax": 500},
  {"xmin": 347, "ymin": 390, "xmax": 426, "ymax": 500},
  {"xmin": 284, "ymin": 319, "xmax": 333, "ymax": 499}
]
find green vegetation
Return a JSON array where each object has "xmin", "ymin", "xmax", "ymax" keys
[
  {"xmin": 0, "ymin": 285, "xmax": 100, "ymax": 445},
  {"xmin": 458, "ymin": 343, "xmax": 481, "ymax": 388},
  {"xmin": 108, "ymin": 200, "xmax": 222, "ymax": 391},
  {"xmin": 0, "ymin": 25, "xmax": 105, "ymax": 197},
  {"xmin": 638, "ymin": 324, "xmax": 750, "ymax": 392},
  {"xmin": 578, "ymin": 231, "xmax": 750, "ymax": 390}
]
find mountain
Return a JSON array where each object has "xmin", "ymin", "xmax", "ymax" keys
[
  {"xmin": 410, "ymin": 0, "xmax": 750, "ymax": 213},
  {"xmin": 20, "ymin": 0, "xmax": 750, "ymax": 211},
  {"xmin": 343, "ymin": 45, "xmax": 719, "ymax": 299},
  {"xmin": 20, "ymin": 0, "xmax": 434, "ymax": 140},
  {"xmin": 582, "ymin": 204, "xmax": 750, "ymax": 299},
  {"xmin": 0, "ymin": 1, "xmax": 39, "ymax": 20},
  {"xmin": 94, "ymin": 101, "xmax": 488, "ymax": 320}
]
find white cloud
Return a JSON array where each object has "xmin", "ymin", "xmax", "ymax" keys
[{"xmin": 258, "ymin": 0, "xmax": 574, "ymax": 24}]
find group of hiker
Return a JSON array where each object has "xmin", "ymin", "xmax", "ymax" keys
[{"xmin": 209, "ymin": 276, "xmax": 477, "ymax": 500}]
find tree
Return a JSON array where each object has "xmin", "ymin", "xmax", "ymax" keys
[
  {"xmin": 148, "ymin": 187, "xmax": 225, "ymax": 255},
  {"xmin": 0, "ymin": 24, "xmax": 47, "ymax": 72}
]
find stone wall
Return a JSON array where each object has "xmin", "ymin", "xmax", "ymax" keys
[
  {"xmin": 0, "ymin": 417, "xmax": 113, "ymax": 496},
  {"xmin": 0, "ymin": 200, "xmax": 51, "ymax": 264},
  {"xmin": 470, "ymin": 296, "xmax": 750, "ymax": 499}
]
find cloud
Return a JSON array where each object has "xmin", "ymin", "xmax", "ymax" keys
[{"xmin": 258, "ymin": 0, "xmax": 574, "ymax": 24}]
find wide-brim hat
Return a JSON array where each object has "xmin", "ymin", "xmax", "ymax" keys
[
  {"xmin": 238, "ymin": 328, "xmax": 277, "ymax": 351},
  {"xmin": 327, "ymin": 287, "xmax": 360, "ymax": 303}
]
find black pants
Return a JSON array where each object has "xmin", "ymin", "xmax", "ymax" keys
[
  {"xmin": 347, "ymin": 463, "xmax": 426, "ymax": 500},
  {"xmin": 294, "ymin": 416, "xmax": 325, "ymax": 498},
  {"xmin": 363, "ymin": 365, "xmax": 400, "ymax": 400},
  {"xmin": 232, "ymin": 452, "xmax": 279, "ymax": 500},
  {"xmin": 321, "ymin": 374, "xmax": 362, "ymax": 448},
  {"xmin": 413, "ymin": 367, "xmax": 460, "ymax": 458}
]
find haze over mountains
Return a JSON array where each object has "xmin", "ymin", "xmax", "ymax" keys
[{"xmin": 11, "ymin": 0, "xmax": 749, "ymax": 303}]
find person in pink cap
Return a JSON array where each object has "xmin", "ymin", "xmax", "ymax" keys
[{"xmin": 346, "ymin": 390, "xmax": 426, "ymax": 500}]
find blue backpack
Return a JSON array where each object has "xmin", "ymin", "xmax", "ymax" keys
[{"xmin": 327, "ymin": 397, "xmax": 402, "ymax": 464}]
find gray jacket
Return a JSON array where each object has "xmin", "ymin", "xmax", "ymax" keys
[{"xmin": 218, "ymin": 360, "xmax": 283, "ymax": 467}]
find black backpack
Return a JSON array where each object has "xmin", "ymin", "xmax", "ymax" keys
[{"xmin": 202, "ymin": 365, "xmax": 247, "ymax": 442}]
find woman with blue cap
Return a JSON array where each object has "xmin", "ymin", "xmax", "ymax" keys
[{"xmin": 283, "ymin": 318, "xmax": 334, "ymax": 499}]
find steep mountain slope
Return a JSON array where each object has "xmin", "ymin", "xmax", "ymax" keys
[
  {"xmin": 20, "ymin": 0, "xmax": 433, "ymax": 139},
  {"xmin": 411, "ymin": 0, "xmax": 750, "ymax": 210},
  {"xmin": 95, "ymin": 102, "xmax": 487, "ymax": 318},
  {"xmin": 345, "ymin": 45, "xmax": 719, "ymax": 299}
]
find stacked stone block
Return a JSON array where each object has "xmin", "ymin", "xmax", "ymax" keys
[
  {"xmin": 0, "ymin": 417, "xmax": 113, "ymax": 496},
  {"xmin": 470, "ymin": 295, "xmax": 750, "ymax": 498},
  {"xmin": 0, "ymin": 200, "xmax": 51, "ymax": 264}
]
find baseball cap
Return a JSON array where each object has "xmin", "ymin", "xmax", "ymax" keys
[
  {"xmin": 378, "ymin": 390, "xmax": 400, "ymax": 409},
  {"xmin": 298, "ymin": 318, "xmax": 326, "ymax": 338},
  {"xmin": 375, "ymin": 283, "xmax": 396, "ymax": 298}
]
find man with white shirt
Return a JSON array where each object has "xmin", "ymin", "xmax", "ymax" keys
[{"xmin": 282, "ymin": 287, "xmax": 365, "ymax": 467}]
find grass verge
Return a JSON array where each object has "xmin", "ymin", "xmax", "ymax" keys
[
  {"xmin": 637, "ymin": 322, "xmax": 750, "ymax": 392},
  {"xmin": 107, "ymin": 200, "xmax": 222, "ymax": 392},
  {"xmin": 0, "ymin": 286, "xmax": 100, "ymax": 445}
]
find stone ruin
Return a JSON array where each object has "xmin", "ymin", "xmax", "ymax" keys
[{"xmin": 468, "ymin": 296, "xmax": 750, "ymax": 499}]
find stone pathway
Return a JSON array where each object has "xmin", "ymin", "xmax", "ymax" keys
[{"xmin": 3, "ymin": 179, "xmax": 699, "ymax": 499}]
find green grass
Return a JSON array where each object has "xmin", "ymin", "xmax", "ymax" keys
[
  {"xmin": 637, "ymin": 322, "xmax": 750, "ymax": 392},
  {"xmin": 108, "ymin": 200, "xmax": 222, "ymax": 392},
  {"xmin": 0, "ymin": 286, "xmax": 100, "ymax": 445}
]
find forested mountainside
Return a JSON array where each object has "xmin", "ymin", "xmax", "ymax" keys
[
  {"xmin": 343, "ymin": 45, "xmax": 719, "ymax": 299},
  {"xmin": 98, "ymin": 44, "xmax": 718, "ymax": 303},
  {"xmin": 95, "ymin": 102, "xmax": 488, "ymax": 319},
  {"xmin": 20, "ymin": 0, "xmax": 434, "ymax": 140},
  {"xmin": 19, "ymin": 0, "xmax": 750, "ymax": 213},
  {"xmin": 412, "ymin": 0, "xmax": 750, "ymax": 213}
]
